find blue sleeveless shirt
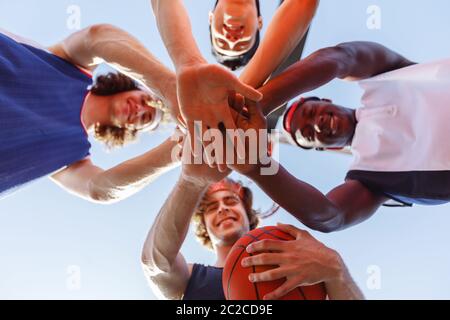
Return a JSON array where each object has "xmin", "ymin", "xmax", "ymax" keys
[
  {"xmin": 0, "ymin": 33, "xmax": 92, "ymax": 198},
  {"xmin": 183, "ymin": 264, "xmax": 225, "ymax": 300}
]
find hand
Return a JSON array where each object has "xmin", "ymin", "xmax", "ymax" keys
[
  {"xmin": 176, "ymin": 63, "xmax": 263, "ymax": 170},
  {"xmin": 159, "ymin": 76, "xmax": 185, "ymax": 128},
  {"xmin": 241, "ymin": 223, "xmax": 345, "ymax": 300},
  {"xmin": 180, "ymin": 134, "xmax": 230, "ymax": 187},
  {"xmin": 226, "ymin": 96, "xmax": 270, "ymax": 177}
]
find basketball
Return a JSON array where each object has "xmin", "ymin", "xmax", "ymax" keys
[{"xmin": 222, "ymin": 226, "xmax": 327, "ymax": 300}]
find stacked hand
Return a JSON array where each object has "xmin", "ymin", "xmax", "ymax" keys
[
  {"xmin": 178, "ymin": 131, "xmax": 230, "ymax": 188},
  {"xmin": 176, "ymin": 63, "xmax": 263, "ymax": 171},
  {"xmin": 226, "ymin": 96, "xmax": 271, "ymax": 177}
]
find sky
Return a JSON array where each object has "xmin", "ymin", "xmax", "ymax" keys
[{"xmin": 0, "ymin": 0, "xmax": 450, "ymax": 300}]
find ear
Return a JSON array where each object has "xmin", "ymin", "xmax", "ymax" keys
[
  {"xmin": 258, "ymin": 16, "xmax": 263, "ymax": 30},
  {"xmin": 209, "ymin": 11, "xmax": 214, "ymax": 25}
]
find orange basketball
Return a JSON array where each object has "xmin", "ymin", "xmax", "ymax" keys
[{"xmin": 222, "ymin": 226, "xmax": 327, "ymax": 300}]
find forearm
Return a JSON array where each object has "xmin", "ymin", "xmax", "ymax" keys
[
  {"xmin": 89, "ymin": 138, "xmax": 179, "ymax": 203},
  {"xmin": 151, "ymin": 0, "xmax": 206, "ymax": 69},
  {"xmin": 63, "ymin": 24, "xmax": 176, "ymax": 101},
  {"xmin": 240, "ymin": 0, "xmax": 318, "ymax": 88},
  {"xmin": 142, "ymin": 176, "xmax": 208, "ymax": 273},
  {"xmin": 259, "ymin": 47, "xmax": 346, "ymax": 116},
  {"xmin": 247, "ymin": 162, "xmax": 343, "ymax": 232},
  {"xmin": 326, "ymin": 260, "xmax": 365, "ymax": 300}
]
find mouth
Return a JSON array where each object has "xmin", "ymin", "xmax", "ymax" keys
[
  {"xmin": 316, "ymin": 114, "xmax": 338, "ymax": 137},
  {"xmin": 330, "ymin": 115, "xmax": 338, "ymax": 135},
  {"xmin": 216, "ymin": 217, "xmax": 237, "ymax": 227},
  {"xmin": 126, "ymin": 100, "xmax": 139, "ymax": 124}
]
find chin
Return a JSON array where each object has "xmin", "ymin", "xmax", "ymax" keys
[{"xmin": 216, "ymin": 225, "xmax": 247, "ymax": 246}]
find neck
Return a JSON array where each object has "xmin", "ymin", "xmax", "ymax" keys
[
  {"xmin": 81, "ymin": 92, "xmax": 110, "ymax": 131},
  {"xmin": 213, "ymin": 244, "xmax": 234, "ymax": 268}
]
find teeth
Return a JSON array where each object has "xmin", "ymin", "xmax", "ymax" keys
[{"xmin": 314, "ymin": 124, "xmax": 321, "ymax": 133}]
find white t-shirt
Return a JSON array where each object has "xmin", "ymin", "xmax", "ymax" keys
[{"xmin": 350, "ymin": 58, "xmax": 450, "ymax": 172}]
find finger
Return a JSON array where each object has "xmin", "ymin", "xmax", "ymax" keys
[
  {"xmin": 202, "ymin": 123, "xmax": 216, "ymax": 168},
  {"xmin": 233, "ymin": 79, "xmax": 263, "ymax": 102},
  {"xmin": 177, "ymin": 114, "xmax": 187, "ymax": 130},
  {"xmin": 241, "ymin": 253, "xmax": 285, "ymax": 268},
  {"xmin": 229, "ymin": 92, "xmax": 246, "ymax": 115},
  {"xmin": 263, "ymin": 280, "xmax": 298, "ymax": 300},
  {"xmin": 245, "ymin": 99, "xmax": 264, "ymax": 119},
  {"xmin": 181, "ymin": 134, "xmax": 193, "ymax": 165},
  {"xmin": 246, "ymin": 239, "xmax": 288, "ymax": 254},
  {"xmin": 188, "ymin": 121, "xmax": 203, "ymax": 164},
  {"xmin": 276, "ymin": 223, "xmax": 312, "ymax": 240},
  {"xmin": 248, "ymin": 267, "xmax": 288, "ymax": 283},
  {"xmin": 222, "ymin": 113, "xmax": 246, "ymax": 162},
  {"xmin": 212, "ymin": 122, "xmax": 228, "ymax": 172}
]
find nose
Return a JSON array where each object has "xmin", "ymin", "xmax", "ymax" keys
[
  {"xmin": 224, "ymin": 24, "xmax": 244, "ymax": 41},
  {"xmin": 217, "ymin": 203, "xmax": 229, "ymax": 215}
]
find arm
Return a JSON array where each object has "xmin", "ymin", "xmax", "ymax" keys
[
  {"xmin": 247, "ymin": 163, "xmax": 387, "ymax": 232},
  {"xmin": 150, "ymin": 0, "xmax": 207, "ymax": 69},
  {"xmin": 259, "ymin": 41, "xmax": 416, "ymax": 116},
  {"xmin": 48, "ymin": 24, "xmax": 177, "ymax": 112},
  {"xmin": 243, "ymin": 223, "xmax": 364, "ymax": 300},
  {"xmin": 141, "ymin": 138, "xmax": 230, "ymax": 299},
  {"xmin": 141, "ymin": 176, "xmax": 208, "ymax": 300},
  {"xmin": 228, "ymin": 97, "xmax": 386, "ymax": 232},
  {"xmin": 151, "ymin": 0, "xmax": 262, "ymax": 170},
  {"xmin": 51, "ymin": 136, "xmax": 180, "ymax": 204},
  {"xmin": 239, "ymin": 0, "xmax": 319, "ymax": 88}
]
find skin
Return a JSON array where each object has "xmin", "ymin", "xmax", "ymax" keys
[
  {"xmin": 142, "ymin": 151, "xmax": 362, "ymax": 300},
  {"xmin": 81, "ymin": 90, "xmax": 158, "ymax": 132},
  {"xmin": 42, "ymin": 24, "xmax": 183, "ymax": 203},
  {"xmin": 151, "ymin": 0, "xmax": 263, "ymax": 172},
  {"xmin": 141, "ymin": 136, "xmax": 231, "ymax": 299},
  {"xmin": 228, "ymin": 41, "xmax": 418, "ymax": 232},
  {"xmin": 243, "ymin": 223, "xmax": 364, "ymax": 300},
  {"xmin": 256, "ymin": 41, "xmax": 415, "ymax": 116},
  {"xmin": 203, "ymin": 190, "xmax": 251, "ymax": 250},
  {"xmin": 239, "ymin": 0, "xmax": 319, "ymax": 88},
  {"xmin": 209, "ymin": 0, "xmax": 262, "ymax": 56},
  {"xmin": 289, "ymin": 99, "xmax": 357, "ymax": 149},
  {"xmin": 142, "ymin": 129, "xmax": 362, "ymax": 300}
]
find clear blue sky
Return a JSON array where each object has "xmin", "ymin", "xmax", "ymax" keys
[{"xmin": 1, "ymin": 0, "xmax": 450, "ymax": 299}]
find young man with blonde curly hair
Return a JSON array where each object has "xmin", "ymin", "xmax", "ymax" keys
[
  {"xmin": 0, "ymin": 25, "xmax": 181, "ymax": 203},
  {"xmin": 141, "ymin": 149, "xmax": 363, "ymax": 300}
]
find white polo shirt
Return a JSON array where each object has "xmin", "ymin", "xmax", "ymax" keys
[{"xmin": 346, "ymin": 58, "xmax": 450, "ymax": 205}]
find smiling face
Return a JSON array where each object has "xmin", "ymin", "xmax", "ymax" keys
[
  {"xmin": 202, "ymin": 190, "xmax": 250, "ymax": 248},
  {"xmin": 107, "ymin": 90, "xmax": 159, "ymax": 131},
  {"xmin": 290, "ymin": 99, "xmax": 357, "ymax": 149},
  {"xmin": 209, "ymin": 0, "xmax": 262, "ymax": 57}
]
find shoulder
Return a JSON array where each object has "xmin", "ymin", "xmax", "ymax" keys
[{"xmin": 0, "ymin": 28, "xmax": 48, "ymax": 51}]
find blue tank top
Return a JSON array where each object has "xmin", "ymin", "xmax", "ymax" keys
[
  {"xmin": 0, "ymin": 33, "xmax": 92, "ymax": 198},
  {"xmin": 183, "ymin": 264, "xmax": 225, "ymax": 300}
]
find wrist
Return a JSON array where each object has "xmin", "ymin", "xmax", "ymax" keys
[
  {"xmin": 242, "ymin": 164, "xmax": 264, "ymax": 180},
  {"xmin": 176, "ymin": 57, "xmax": 207, "ymax": 72},
  {"xmin": 324, "ymin": 251, "xmax": 349, "ymax": 285},
  {"xmin": 179, "ymin": 172, "xmax": 212, "ymax": 191}
]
